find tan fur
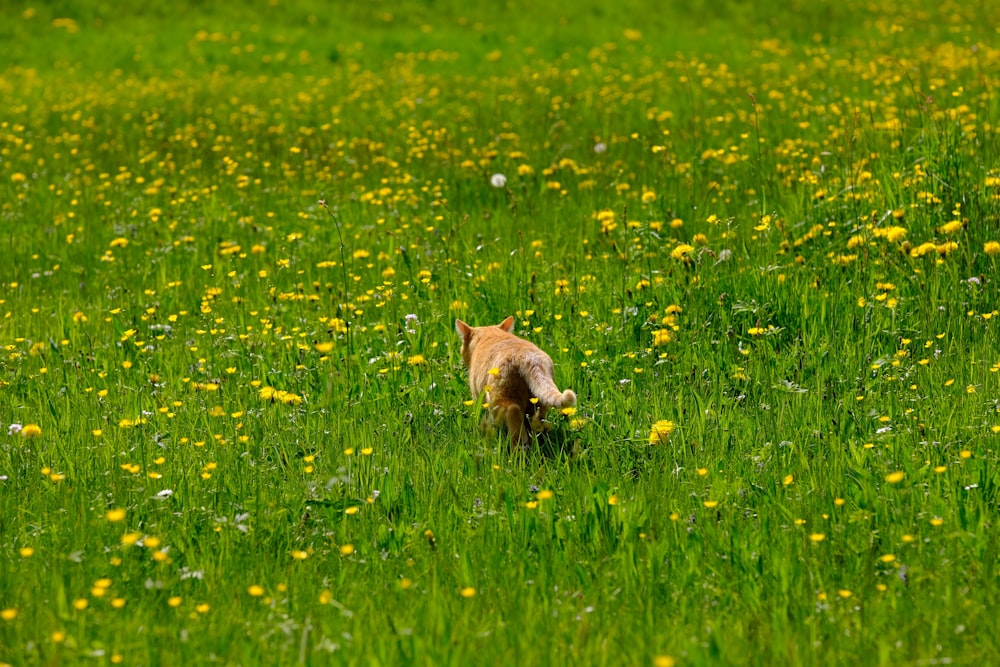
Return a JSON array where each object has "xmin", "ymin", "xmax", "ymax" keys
[{"xmin": 456, "ymin": 316, "xmax": 576, "ymax": 447}]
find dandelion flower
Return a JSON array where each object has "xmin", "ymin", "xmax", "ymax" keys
[
  {"xmin": 460, "ymin": 586, "xmax": 476, "ymax": 598},
  {"xmin": 21, "ymin": 423, "xmax": 41, "ymax": 438},
  {"xmin": 490, "ymin": 173, "xmax": 507, "ymax": 188},
  {"xmin": 652, "ymin": 329, "xmax": 673, "ymax": 346},
  {"xmin": 106, "ymin": 508, "xmax": 126, "ymax": 522},
  {"xmin": 648, "ymin": 420, "xmax": 675, "ymax": 444},
  {"xmin": 247, "ymin": 585, "xmax": 265, "ymax": 597},
  {"xmin": 885, "ymin": 471, "xmax": 905, "ymax": 484},
  {"xmin": 670, "ymin": 244, "xmax": 695, "ymax": 261}
]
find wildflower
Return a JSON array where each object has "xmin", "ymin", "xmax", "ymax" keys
[
  {"xmin": 490, "ymin": 173, "xmax": 507, "ymax": 188},
  {"xmin": 21, "ymin": 423, "xmax": 41, "ymax": 437},
  {"xmin": 809, "ymin": 533, "xmax": 825, "ymax": 542},
  {"xmin": 648, "ymin": 420, "xmax": 675, "ymax": 444},
  {"xmin": 595, "ymin": 209, "xmax": 617, "ymax": 233},
  {"xmin": 885, "ymin": 471, "xmax": 905, "ymax": 484},
  {"xmin": 985, "ymin": 241, "xmax": 1000, "ymax": 256},
  {"xmin": 702, "ymin": 500, "xmax": 719, "ymax": 509},
  {"xmin": 247, "ymin": 585, "xmax": 265, "ymax": 597},
  {"xmin": 407, "ymin": 354, "xmax": 426, "ymax": 366},
  {"xmin": 460, "ymin": 587, "xmax": 476, "ymax": 598},
  {"xmin": 536, "ymin": 490, "xmax": 554, "ymax": 500},
  {"xmin": 670, "ymin": 244, "xmax": 695, "ymax": 261},
  {"xmin": 339, "ymin": 544, "xmax": 355, "ymax": 556},
  {"xmin": 1, "ymin": 609, "xmax": 16, "ymax": 621},
  {"xmin": 106, "ymin": 508, "xmax": 126, "ymax": 522},
  {"xmin": 653, "ymin": 329, "xmax": 673, "ymax": 346}
]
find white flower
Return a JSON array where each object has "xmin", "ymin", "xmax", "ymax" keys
[
  {"xmin": 154, "ymin": 489, "xmax": 175, "ymax": 499},
  {"xmin": 490, "ymin": 173, "xmax": 507, "ymax": 188},
  {"xmin": 8, "ymin": 424, "xmax": 22, "ymax": 436},
  {"xmin": 594, "ymin": 142, "xmax": 607, "ymax": 154}
]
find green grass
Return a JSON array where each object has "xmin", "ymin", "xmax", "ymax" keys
[{"xmin": 2, "ymin": 0, "xmax": 1000, "ymax": 664}]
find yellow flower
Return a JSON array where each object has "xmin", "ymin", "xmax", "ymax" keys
[
  {"xmin": 702, "ymin": 500, "xmax": 719, "ymax": 509},
  {"xmin": 938, "ymin": 220, "xmax": 963, "ymax": 234},
  {"xmin": 653, "ymin": 329, "xmax": 673, "ymax": 346},
  {"xmin": 984, "ymin": 241, "xmax": 1000, "ymax": 256},
  {"xmin": 670, "ymin": 243, "xmax": 695, "ymax": 261},
  {"xmin": 885, "ymin": 471, "xmax": 905, "ymax": 484},
  {"xmin": 21, "ymin": 423, "xmax": 42, "ymax": 438},
  {"xmin": 106, "ymin": 508, "xmax": 126, "ymax": 522},
  {"xmin": 339, "ymin": 544, "xmax": 355, "ymax": 556},
  {"xmin": 460, "ymin": 587, "xmax": 476, "ymax": 598},
  {"xmin": 1, "ymin": 608, "xmax": 17, "ymax": 621},
  {"xmin": 809, "ymin": 533, "xmax": 825, "ymax": 542},
  {"xmin": 536, "ymin": 490, "xmax": 554, "ymax": 500},
  {"xmin": 648, "ymin": 420, "xmax": 675, "ymax": 444},
  {"xmin": 247, "ymin": 585, "xmax": 265, "ymax": 597}
]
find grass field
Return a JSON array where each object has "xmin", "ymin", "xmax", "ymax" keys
[{"xmin": 2, "ymin": 0, "xmax": 1000, "ymax": 664}]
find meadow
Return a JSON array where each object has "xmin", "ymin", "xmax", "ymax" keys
[{"xmin": 2, "ymin": 0, "xmax": 1000, "ymax": 664}]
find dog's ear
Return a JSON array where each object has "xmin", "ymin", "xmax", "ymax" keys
[
  {"xmin": 455, "ymin": 319, "xmax": 473, "ymax": 342},
  {"xmin": 498, "ymin": 316, "xmax": 514, "ymax": 332}
]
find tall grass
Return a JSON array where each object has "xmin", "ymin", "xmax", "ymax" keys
[{"xmin": 2, "ymin": 0, "xmax": 1000, "ymax": 664}]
